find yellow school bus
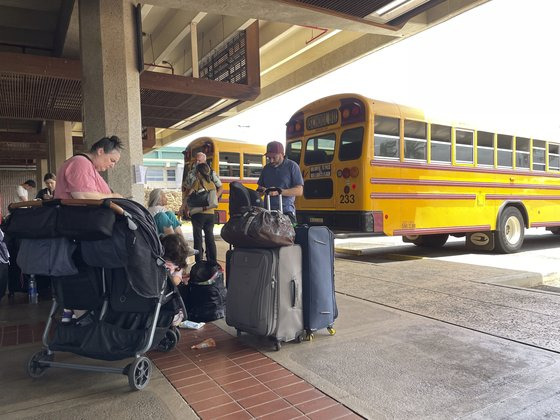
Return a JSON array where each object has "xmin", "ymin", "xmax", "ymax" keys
[
  {"xmin": 182, "ymin": 137, "xmax": 266, "ymax": 223},
  {"xmin": 285, "ymin": 93, "xmax": 560, "ymax": 253}
]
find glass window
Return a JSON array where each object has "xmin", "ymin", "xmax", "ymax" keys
[
  {"xmin": 243, "ymin": 153, "xmax": 264, "ymax": 178},
  {"xmin": 304, "ymin": 133, "xmax": 335, "ymax": 165},
  {"xmin": 166, "ymin": 169, "xmax": 176, "ymax": 182},
  {"xmin": 374, "ymin": 116, "xmax": 400, "ymax": 159},
  {"xmin": 549, "ymin": 143, "xmax": 560, "ymax": 171},
  {"xmin": 455, "ymin": 129, "xmax": 474, "ymax": 163},
  {"xmin": 516, "ymin": 137, "xmax": 530, "ymax": 169},
  {"xmin": 339, "ymin": 127, "xmax": 364, "ymax": 161},
  {"xmin": 477, "ymin": 131, "xmax": 494, "ymax": 166},
  {"xmin": 219, "ymin": 152, "xmax": 240, "ymax": 177},
  {"xmin": 497, "ymin": 134, "xmax": 513, "ymax": 168},
  {"xmin": 430, "ymin": 124, "xmax": 451, "ymax": 163},
  {"xmin": 533, "ymin": 140, "xmax": 546, "ymax": 171},
  {"xmin": 404, "ymin": 120, "xmax": 427, "ymax": 161},
  {"xmin": 146, "ymin": 168, "xmax": 164, "ymax": 182},
  {"xmin": 286, "ymin": 140, "xmax": 302, "ymax": 164},
  {"xmin": 161, "ymin": 151, "xmax": 184, "ymax": 160}
]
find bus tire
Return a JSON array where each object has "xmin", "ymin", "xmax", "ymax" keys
[
  {"xmin": 409, "ymin": 234, "xmax": 449, "ymax": 248},
  {"xmin": 495, "ymin": 207, "xmax": 524, "ymax": 253}
]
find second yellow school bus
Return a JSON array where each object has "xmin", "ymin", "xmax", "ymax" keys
[
  {"xmin": 285, "ymin": 93, "xmax": 560, "ymax": 253},
  {"xmin": 182, "ymin": 137, "xmax": 266, "ymax": 223}
]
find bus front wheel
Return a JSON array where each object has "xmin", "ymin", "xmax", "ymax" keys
[
  {"xmin": 495, "ymin": 207, "xmax": 524, "ymax": 253},
  {"xmin": 406, "ymin": 234, "xmax": 449, "ymax": 248}
]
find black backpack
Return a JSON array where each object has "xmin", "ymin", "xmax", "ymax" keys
[
  {"xmin": 228, "ymin": 181, "xmax": 262, "ymax": 216},
  {"xmin": 182, "ymin": 262, "xmax": 226, "ymax": 322}
]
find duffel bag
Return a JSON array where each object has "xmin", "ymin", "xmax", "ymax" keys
[{"xmin": 220, "ymin": 206, "xmax": 295, "ymax": 248}]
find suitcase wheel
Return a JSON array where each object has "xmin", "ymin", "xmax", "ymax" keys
[
  {"xmin": 274, "ymin": 341, "xmax": 281, "ymax": 351},
  {"xmin": 236, "ymin": 329, "xmax": 242, "ymax": 337},
  {"xmin": 327, "ymin": 327, "xmax": 336, "ymax": 336},
  {"xmin": 306, "ymin": 333, "xmax": 314, "ymax": 341},
  {"xmin": 295, "ymin": 332, "xmax": 305, "ymax": 343}
]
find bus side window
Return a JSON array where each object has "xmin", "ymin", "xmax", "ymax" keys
[
  {"xmin": 243, "ymin": 153, "xmax": 264, "ymax": 178},
  {"xmin": 455, "ymin": 129, "xmax": 474, "ymax": 164},
  {"xmin": 549, "ymin": 143, "xmax": 560, "ymax": 171},
  {"xmin": 339, "ymin": 127, "xmax": 364, "ymax": 161},
  {"xmin": 516, "ymin": 137, "xmax": 530, "ymax": 169},
  {"xmin": 219, "ymin": 152, "xmax": 240, "ymax": 177},
  {"xmin": 404, "ymin": 120, "xmax": 427, "ymax": 161},
  {"xmin": 532, "ymin": 140, "xmax": 546, "ymax": 171},
  {"xmin": 497, "ymin": 134, "xmax": 513, "ymax": 168},
  {"xmin": 374, "ymin": 116, "xmax": 399, "ymax": 159},
  {"xmin": 477, "ymin": 131, "xmax": 494, "ymax": 167},
  {"xmin": 430, "ymin": 124, "xmax": 452, "ymax": 163}
]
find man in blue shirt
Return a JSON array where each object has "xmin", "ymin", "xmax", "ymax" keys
[{"xmin": 257, "ymin": 141, "xmax": 304, "ymax": 223}]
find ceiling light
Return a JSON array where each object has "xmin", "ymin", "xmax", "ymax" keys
[{"xmin": 375, "ymin": 0, "xmax": 410, "ymax": 16}]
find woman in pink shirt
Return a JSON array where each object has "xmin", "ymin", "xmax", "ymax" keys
[
  {"xmin": 55, "ymin": 136, "xmax": 124, "ymax": 324},
  {"xmin": 55, "ymin": 136, "xmax": 124, "ymax": 200}
]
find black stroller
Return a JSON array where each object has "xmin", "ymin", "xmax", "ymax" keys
[{"xmin": 5, "ymin": 198, "xmax": 186, "ymax": 390}]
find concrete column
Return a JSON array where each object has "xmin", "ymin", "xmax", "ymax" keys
[
  {"xmin": 47, "ymin": 121, "xmax": 73, "ymax": 174},
  {"xmin": 36, "ymin": 159, "xmax": 48, "ymax": 190},
  {"xmin": 79, "ymin": 0, "xmax": 143, "ymax": 202}
]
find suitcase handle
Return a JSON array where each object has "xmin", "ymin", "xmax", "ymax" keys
[
  {"xmin": 290, "ymin": 279, "xmax": 296, "ymax": 308},
  {"xmin": 264, "ymin": 188, "xmax": 283, "ymax": 213}
]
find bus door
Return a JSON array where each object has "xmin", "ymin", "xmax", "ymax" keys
[
  {"xmin": 336, "ymin": 126, "xmax": 365, "ymax": 210},
  {"xmin": 302, "ymin": 134, "xmax": 336, "ymax": 209}
]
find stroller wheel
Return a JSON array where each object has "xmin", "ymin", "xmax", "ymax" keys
[
  {"xmin": 127, "ymin": 356, "xmax": 152, "ymax": 391},
  {"xmin": 27, "ymin": 350, "xmax": 52, "ymax": 378},
  {"xmin": 157, "ymin": 329, "xmax": 178, "ymax": 352},
  {"xmin": 171, "ymin": 326, "xmax": 181, "ymax": 343}
]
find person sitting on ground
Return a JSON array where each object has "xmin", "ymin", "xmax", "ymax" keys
[
  {"xmin": 147, "ymin": 189, "xmax": 182, "ymax": 236},
  {"xmin": 36, "ymin": 173, "xmax": 56, "ymax": 200},
  {"xmin": 160, "ymin": 233, "xmax": 197, "ymax": 326},
  {"xmin": 16, "ymin": 180, "xmax": 36, "ymax": 202}
]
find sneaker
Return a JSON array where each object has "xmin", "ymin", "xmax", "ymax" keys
[
  {"xmin": 172, "ymin": 310, "xmax": 184, "ymax": 327},
  {"xmin": 61, "ymin": 310, "xmax": 74, "ymax": 324}
]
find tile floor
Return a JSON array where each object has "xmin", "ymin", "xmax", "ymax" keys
[
  {"xmin": 1, "ymin": 307, "xmax": 362, "ymax": 419},
  {"xmin": 149, "ymin": 322, "xmax": 362, "ymax": 419}
]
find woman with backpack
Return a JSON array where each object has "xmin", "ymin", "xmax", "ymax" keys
[{"xmin": 183, "ymin": 163, "xmax": 222, "ymax": 266}]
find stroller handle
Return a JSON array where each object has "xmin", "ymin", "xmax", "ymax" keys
[{"xmin": 8, "ymin": 198, "xmax": 125, "ymax": 216}]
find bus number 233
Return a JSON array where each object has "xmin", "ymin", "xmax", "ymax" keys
[{"xmin": 339, "ymin": 194, "xmax": 355, "ymax": 204}]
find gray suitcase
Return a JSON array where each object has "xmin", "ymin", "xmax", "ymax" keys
[{"xmin": 225, "ymin": 245, "xmax": 305, "ymax": 350}]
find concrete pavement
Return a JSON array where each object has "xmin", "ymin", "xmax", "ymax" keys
[{"xmin": 2, "ymin": 232, "xmax": 560, "ymax": 418}]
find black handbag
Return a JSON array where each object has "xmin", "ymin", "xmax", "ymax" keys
[{"xmin": 187, "ymin": 189, "xmax": 209, "ymax": 208}]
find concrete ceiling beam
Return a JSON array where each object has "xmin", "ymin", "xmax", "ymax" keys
[
  {"xmin": 0, "ymin": 26, "xmax": 54, "ymax": 50},
  {"xmin": 165, "ymin": 16, "xmax": 255, "ymax": 76},
  {"xmin": 142, "ymin": 9, "xmax": 201, "ymax": 66},
  {"xmin": 153, "ymin": 11, "xmax": 207, "ymax": 68},
  {"xmin": 0, "ymin": 141, "xmax": 47, "ymax": 158},
  {"xmin": 0, "ymin": 5, "xmax": 57, "ymax": 32}
]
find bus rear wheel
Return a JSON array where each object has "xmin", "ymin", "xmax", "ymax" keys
[
  {"xmin": 495, "ymin": 207, "xmax": 524, "ymax": 253},
  {"xmin": 406, "ymin": 234, "xmax": 449, "ymax": 248}
]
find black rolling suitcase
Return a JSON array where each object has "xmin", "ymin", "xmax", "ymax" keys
[{"xmin": 295, "ymin": 225, "xmax": 337, "ymax": 337}]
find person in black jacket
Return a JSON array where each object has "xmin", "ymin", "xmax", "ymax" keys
[{"xmin": 36, "ymin": 173, "xmax": 56, "ymax": 200}]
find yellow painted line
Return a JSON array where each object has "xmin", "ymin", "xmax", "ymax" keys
[{"xmin": 384, "ymin": 254, "xmax": 424, "ymax": 261}]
